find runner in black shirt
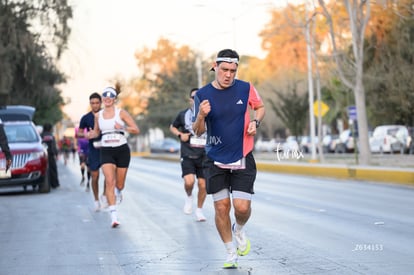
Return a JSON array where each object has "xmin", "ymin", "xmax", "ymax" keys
[{"xmin": 170, "ymin": 88, "xmax": 207, "ymax": 222}]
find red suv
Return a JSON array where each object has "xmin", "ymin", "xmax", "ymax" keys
[{"xmin": 0, "ymin": 105, "xmax": 50, "ymax": 193}]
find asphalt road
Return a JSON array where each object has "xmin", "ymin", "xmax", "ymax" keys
[{"xmin": 0, "ymin": 157, "xmax": 413, "ymax": 274}]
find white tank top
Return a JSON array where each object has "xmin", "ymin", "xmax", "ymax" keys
[{"xmin": 98, "ymin": 108, "xmax": 127, "ymax": 147}]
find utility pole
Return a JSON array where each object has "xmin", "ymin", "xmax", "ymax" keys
[{"xmin": 306, "ymin": 0, "xmax": 317, "ymax": 161}]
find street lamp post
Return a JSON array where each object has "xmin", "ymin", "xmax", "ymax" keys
[{"xmin": 306, "ymin": 0, "xmax": 317, "ymax": 161}]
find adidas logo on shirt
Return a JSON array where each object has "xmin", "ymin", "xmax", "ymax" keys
[{"xmin": 236, "ymin": 99, "xmax": 243, "ymax": 105}]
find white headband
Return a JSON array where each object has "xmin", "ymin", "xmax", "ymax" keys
[
  {"xmin": 102, "ymin": 87, "xmax": 117, "ymax": 97},
  {"xmin": 216, "ymin": 57, "xmax": 239, "ymax": 64}
]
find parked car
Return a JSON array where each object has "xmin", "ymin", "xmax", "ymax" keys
[
  {"xmin": 331, "ymin": 129, "xmax": 358, "ymax": 153},
  {"xmin": 370, "ymin": 125, "xmax": 409, "ymax": 154},
  {"xmin": 150, "ymin": 138, "xmax": 180, "ymax": 153},
  {"xmin": 0, "ymin": 105, "xmax": 50, "ymax": 193},
  {"xmin": 282, "ymin": 136, "xmax": 299, "ymax": 152},
  {"xmin": 299, "ymin": 135, "xmax": 335, "ymax": 153},
  {"xmin": 299, "ymin": 136, "xmax": 319, "ymax": 153},
  {"xmin": 322, "ymin": 134, "xmax": 338, "ymax": 153},
  {"xmin": 255, "ymin": 138, "xmax": 278, "ymax": 152},
  {"xmin": 408, "ymin": 127, "xmax": 414, "ymax": 154}
]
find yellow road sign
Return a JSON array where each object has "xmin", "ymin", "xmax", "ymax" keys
[{"xmin": 313, "ymin": 100, "xmax": 329, "ymax": 117}]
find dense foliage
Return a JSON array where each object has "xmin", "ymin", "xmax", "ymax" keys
[{"xmin": 0, "ymin": 0, "xmax": 72, "ymax": 125}]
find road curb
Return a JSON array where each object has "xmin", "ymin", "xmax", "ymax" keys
[{"xmin": 257, "ymin": 162, "xmax": 414, "ymax": 186}]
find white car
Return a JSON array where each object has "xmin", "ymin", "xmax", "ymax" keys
[
  {"xmin": 255, "ymin": 138, "xmax": 278, "ymax": 152},
  {"xmin": 282, "ymin": 136, "xmax": 299, "ymax": 152},
  {"xmin": 369, "ymin": 125, "xmax": 408, "ymax": 154},
  {"xmin": 332, "ymin": 129, "xmax": 357, "ymax": 153},
  {"xmin": 299, "ymin": 136, "xmax": 319, "ymax": 153}
]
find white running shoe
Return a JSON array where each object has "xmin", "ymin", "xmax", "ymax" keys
[
  {"xmin": 115, "ymin": 188, "xmax": 123, "ymax": 205},
  {"xmin": 183, "ymin": 196, "xmax": 193, "ymax": 214},
  {"xmin": 223, "ymin": 250, "xmax": 238, "ymax": 269},
  {"xmin": 110, "ymin": 210, "xmax": 120, "ymax": 228},
  {"xmin": 232, "ymin": 223, "xmax": 251, "ymax": 256},
  {"xmin": 94, "ymin": 200, "xmax": 101, "ymax": 212},
  {"xmin": 100, "ymin": 195, "xmax": 108, "ymax": 209},
  {"xmin": 195, "ymin": 208, "xmax": 206, "ymax": 222}
]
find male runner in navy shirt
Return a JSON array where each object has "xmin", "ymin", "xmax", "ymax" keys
[
  {"xmin": 193, "ymin": 49, "xmax": 265, "ymax": 269},
  {"xmin": 78, "ymin": 92, "xmax": 106, "ymax": 211}
]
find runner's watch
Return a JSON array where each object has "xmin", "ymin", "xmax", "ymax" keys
[{"xmin": 253, "ymin": 119, "xmax": 260, "ymax": 128}]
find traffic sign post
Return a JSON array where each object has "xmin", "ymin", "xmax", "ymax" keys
[
  {"xmin": 347, "ymin": 105, "xmax": 358, "ymax": 164},
  {"xmin": 313, "ymin": 100, "xmax": 329, "ymax": 117},
  {"xmin": 348, "ymin": 105, "xmax": 357, "ymax": 120}
]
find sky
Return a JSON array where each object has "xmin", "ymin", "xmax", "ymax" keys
[{"xmin": 59, "ymin": 0, "xmax": 297, "ymax": 123}]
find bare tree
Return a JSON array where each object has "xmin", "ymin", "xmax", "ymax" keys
[{"xmin": 318, "ymin": 0, "xmax": 372, "ymax": 165}]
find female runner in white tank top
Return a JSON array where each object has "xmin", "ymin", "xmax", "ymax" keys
[{"xmin": 89, "ymin": 86, "xmax": 140, "ymax": 227}]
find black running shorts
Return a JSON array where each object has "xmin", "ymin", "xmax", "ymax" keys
[
  {"xmin": 181, "ymin": 156, "xmax": 204, "ymax": 178},
  {"xmin": 202, "ymin": 152, "xmax": 256, "ymax": 195},
  {"xmin": 100, "ymin": 144, "xmax": 131, "ymax": 168}
]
